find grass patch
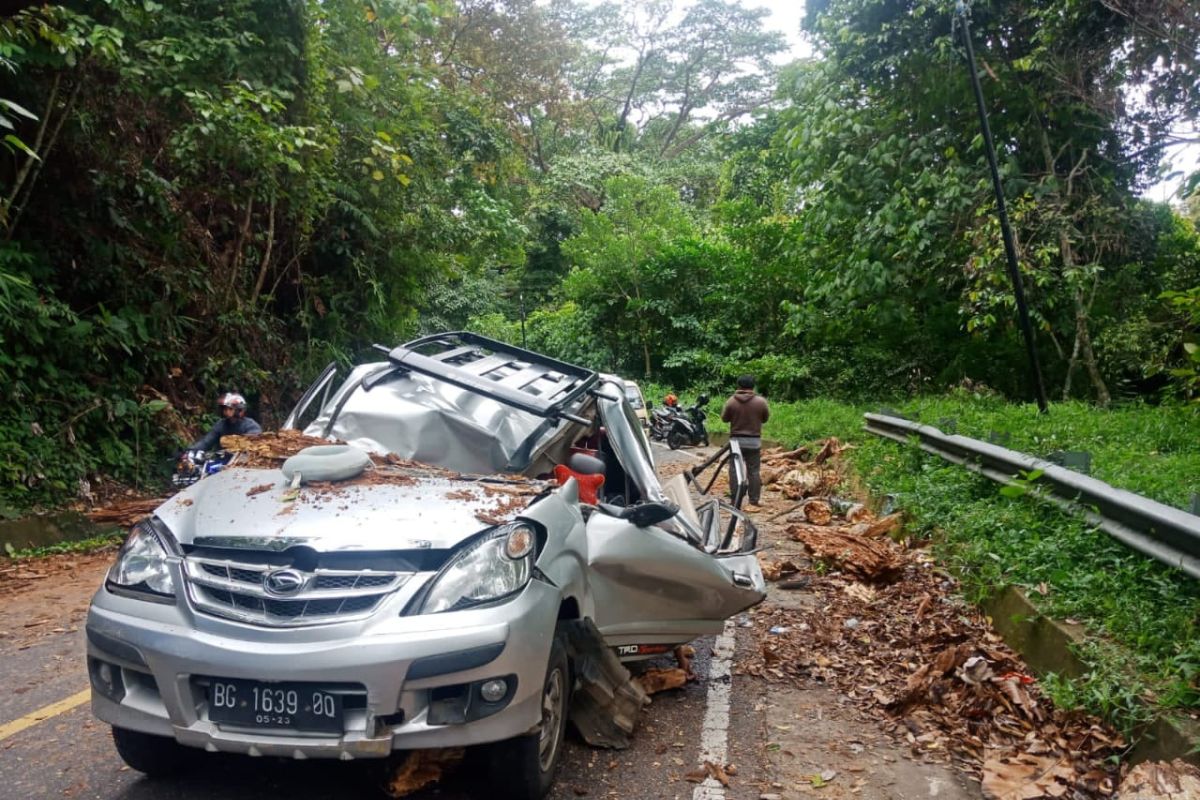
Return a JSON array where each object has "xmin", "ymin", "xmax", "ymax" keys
[
  {"xmin": 718, "ymin": 391, "xmax": 1200, "ymax": 734},
  {"xmin": 5, "ymin": 531, "xmax": 124, "ymax": 560}
]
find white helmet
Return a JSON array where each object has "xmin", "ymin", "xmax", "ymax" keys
[{"xmin": 218, "ymin": 392, "xmax": 247, "ymax": 413}]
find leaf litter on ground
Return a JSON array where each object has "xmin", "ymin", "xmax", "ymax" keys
[{"xmin": 737, "ymin": 438, "xmax": 1125, "ymax": 799}]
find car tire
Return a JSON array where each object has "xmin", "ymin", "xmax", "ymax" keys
[
  {"xmin": 667, "ymin": 430, "xmax": 686, "ymax": 450},
  {"xmin": 112, "ymin": 727, "xmax": 194, "ymax": 777},
  {"xmin": 484, "ymin": 631, "xmax": 570, "ymax": 800}
]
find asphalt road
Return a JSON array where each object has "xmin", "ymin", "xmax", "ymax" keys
[
  {"xmin": 0, "ymin": 442, "xmax": 772, "ymax": 800},
  {"xmin": 0, "ymin": 634, "xmax": 765, "ymax": 800}
]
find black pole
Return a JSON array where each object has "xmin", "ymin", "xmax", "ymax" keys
[
  {"xmin": 955, "ymin": 2, "xmax": 1049, "ymax": 413},
  {"xmin": 519, "ymin": 292, "xmax": 527, "ymax": 349}
]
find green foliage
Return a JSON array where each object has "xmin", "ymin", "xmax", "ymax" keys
[
  {"xmin": 561, "ymin": 174, "xmax": 697, "ymax": 377},
  {"xmin": 773, "ymin": 0, "xmax": 1200, "ymax": 406},
  {"xmin": 998, "ymin": 469, "xmax": 1045, "ymax": 500},
  {"xmin": 0, "ymin": 241, "xmax": 181, "ymax": 501},
  {"xmin": 1, "ymin": 0, "xmax": 1198, "ymax": 519},
  {"xmin": 0, "ymin": 0, "xmax": 538, "ymax": 511},
  {"xmin": 548, "ymin": 0, "xmax": 786, "ymax": 161},
  {"xmin": 1161, "ymin": 287, "xmax": 1200, "ymax": 401},
  {"xmin": 467, "ymin": 301, "xmax": 612, "ymax": 370}
]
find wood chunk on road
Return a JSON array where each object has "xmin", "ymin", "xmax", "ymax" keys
[
  {"xmin": 812, "ymin": 436, "xmax": 852, "ymax": 466},
  {"xmin": 85, "ymin": 498, "xmax": 164, "ymax": 527},
  {"xmin": 674, "ymin": 644, "xmax": 696, "ymax": 678},
  {"xmin": 635, "ymin": 667, "xmax": 689, "ymax": 695},
  {"xmin": 777, "ymin": 468, "xmax": 832, "ymax": 499},
  {"xmin": 802, "ymin": 499, "xmax": 833, "ymax": 525},
  {"xmin": 847, "ymin": 512, "xmax": 904, "ymax": 538},
  {"xmin": 786, "ymin": 522, "xmax": 904, "ymax": 582},
  {"xmin": 384, "ymin": 748, "xmax": 465, "ymax": 798},
  {"xmin": 758, "ymin": 555, "xmax": 802, "ymax": 582}
]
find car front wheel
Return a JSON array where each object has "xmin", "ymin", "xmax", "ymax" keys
[
  {"xmin": 485, "ymin": 632, "xmax": 570, "ymax": 800},
  {"xmin": 112, "ymin": 727, "xmax": 194, "ymax": 777}
]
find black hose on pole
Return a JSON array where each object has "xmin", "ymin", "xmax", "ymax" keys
[{"xmin": 955, "ymin": 1, "xmax": 1049, "ymax": 413}]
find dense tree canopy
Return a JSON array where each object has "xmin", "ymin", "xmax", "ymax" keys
[{"xmin": 0, "ymin": 0, "xmax": 1197, "ymax": 510}]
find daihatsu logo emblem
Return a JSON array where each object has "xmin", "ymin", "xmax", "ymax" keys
[{"xmin": 263, "ymin": 569, "xmax": 305, "ymax": 596}]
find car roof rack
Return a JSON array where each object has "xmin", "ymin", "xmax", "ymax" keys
[{"xmin": 374, "ymin": 332, "xmax": 599, "ymax": 425}]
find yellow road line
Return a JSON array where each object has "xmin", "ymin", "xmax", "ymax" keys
[{"xmin": 0, "ymin": 689, "xmax": 91, "ymax": 743}]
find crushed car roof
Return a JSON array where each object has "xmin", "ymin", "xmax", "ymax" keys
[{"xmin": 303, "ymin": 332, "xmax": 601, "ymax": 476}]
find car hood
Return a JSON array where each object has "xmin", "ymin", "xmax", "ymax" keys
[{"xmin": 154, "ymin": 467, "xmax": 524, "ymax": 552}]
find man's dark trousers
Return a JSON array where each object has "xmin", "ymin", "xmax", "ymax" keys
[{"xmin": 729, "ymin": 445, "xmax": 762, "ymax": 505}]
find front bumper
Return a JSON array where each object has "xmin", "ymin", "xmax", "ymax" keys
[{"xmin": 86, "ymin": 578, "xmax": 560, "ymax": 759}]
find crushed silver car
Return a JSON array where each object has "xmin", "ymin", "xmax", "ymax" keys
[{"xmin": 86, "ymin": 332, "xmax": 765, "ymax": 799}]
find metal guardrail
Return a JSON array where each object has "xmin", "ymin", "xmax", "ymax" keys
[{"xmin": 864, "ymin": 413, "xmax": 1200, "ymax": 580}]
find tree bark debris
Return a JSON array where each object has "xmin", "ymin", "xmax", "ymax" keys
[
  {"xmin": 383, "ymin": 748, "xmax": 465, "ymax": 798},
  {"xmin": 786, "ymin": 523, "xmax": 904, "ymax": 582}
]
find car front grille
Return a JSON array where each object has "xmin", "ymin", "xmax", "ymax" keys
[{"xmin": 184, "ymin": 556, "xmax": 411, "ymax": 627}]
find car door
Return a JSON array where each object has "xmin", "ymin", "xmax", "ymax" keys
[{"xmin": 584, "ymin": 382, "xmax": 765, "ymax": 652}]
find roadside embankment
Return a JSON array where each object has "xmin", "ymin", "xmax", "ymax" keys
[{"xmin": 708, "ymin": 394, "xmax": 1200, "ymax": 754}]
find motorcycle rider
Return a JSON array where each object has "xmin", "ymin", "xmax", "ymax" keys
[
  {"xmin": 722, "ymin": 375, "xmax": 769, "ymax": 508},
  {"xmin": 188, "ymin": 392, "xmax": 262, "ymax": 452}
]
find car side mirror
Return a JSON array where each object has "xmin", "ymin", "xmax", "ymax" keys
[{"xmin": 609, "ymin": 501, "xmax": 678, "ymax": 527}]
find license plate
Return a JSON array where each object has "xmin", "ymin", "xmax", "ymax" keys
[{"xmin": 207, "ymin": 679, "xmax": 344, "ymax": 733}]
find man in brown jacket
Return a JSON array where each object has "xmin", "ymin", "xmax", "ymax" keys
[{"xmin": 721, "ymin": 374, "xmax": 770, "ymax": 507}]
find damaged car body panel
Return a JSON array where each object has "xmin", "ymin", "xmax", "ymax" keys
[
  {"xmin": 305, "ymin": 362, "xmax": 594, "ymax": 476},
  {"xmin": 87, "ymin": 331, "xmax": 763, "ymax": 797},
  {"xmin": 586, "ymin": 512, "xmax": 763, "ymax": 643}
]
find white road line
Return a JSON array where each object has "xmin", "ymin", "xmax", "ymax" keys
[
  {"xmin": 693, "ymin": 618, "xmax": 737, "ymax": 800},
  {"xmin": 650, "ymin": 442, "xmax": 704, "ymax": 461}
]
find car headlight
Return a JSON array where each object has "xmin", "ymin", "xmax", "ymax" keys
[
  {"xmin": 107, "ymin": 519, "xmax": 177, "ymax": 599},
  {"xmin": 419, "ymin": 523, "xmax": 537, "ymax": 614}
]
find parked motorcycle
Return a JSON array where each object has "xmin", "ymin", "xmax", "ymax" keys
[
  {"xmin": 648, "ymin": 403, "xmax": 682, "ymax": 443},
  {"xmin": 652, "ymin": 395, "xmax": 710, "ymax": 450}
]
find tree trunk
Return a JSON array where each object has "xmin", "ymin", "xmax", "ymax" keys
[
  {"xmin": 1035, "ymin": 113, "xmax": 1111, "ymax": 405},
  {"xmin": 3, "ymin": 73, "xmax": 59, "ymax": 234},
  {"xmin": 226, "ymin": 194, "xmax": 255, "ymax": 309},
  {"xmin": 1062, "ymin": 308, "xmax": 1082, "ymax": 400},
  {"xmin": 6, "ymin": 77, "xmax": 81, "ymax": 239},
  {"xmin": 614, "ymin": 47, "xmax": 649, "ymax": 153},
  {"xmin": 1075, "ymin": 282, "xmax": 1110, "ymax": 406},
  {"xmin": 528, "ymin": 107, "xmax": 547, "ymax": 173},
  {"xmin": 1059, "ymin": 228, "xmax": 1110, "ymax": 406},
  {"xmin": 250, "ymin": 193, "xmax": 277, "ymax": 305}
]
